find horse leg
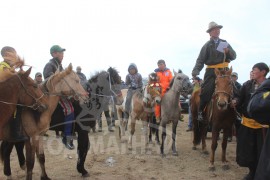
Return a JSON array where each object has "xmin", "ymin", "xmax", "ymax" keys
[
  {"xmin": 35, "ymin": 136, "xmax": 51, "ymax": 180},
  {"xmin": 209, "ymin": 130, "xmax": 219, "ymax": 171},
  {"xmin": 25, "ymin": 139, "xmax": 35, "ymax": 180},
  {"xmin": 128, "ymin": 116, "xmax": 136, "ymax": 150},
  {"xmin": 160, "ymin": 122, "xmax": 166, "ymax": 157},
  {"xmin": 1, "ymin": 141, "xmax": 14, "ymax": 178},
  {"xmin": 15, "ymin": 141, "xmax": 26, "ymax": 170},
  {"xmin": 142, "ymin": 120, "xmax": 149, "ymax": 147},
  {"xmin": 201, "ymin": 123, "xmax": 208, "ymax": 154},
  {"xmin": 149, "ymin": 124, "xmax": 153, "ymax": 144},
  {"xmin": 77, "ymin": 130, "xmax": 90, "ymax": 177},
  {"xmin": 221, "ymin": 128, "xmax": 230, "ymax": 170},
  {"xmin": 171, "ymin": 120, "xmax": 178, "ymax": 156}
]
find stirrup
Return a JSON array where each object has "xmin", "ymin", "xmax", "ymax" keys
[{"xmin": 197, "ymin": 111, "xmax": 204, "ymax": 122}]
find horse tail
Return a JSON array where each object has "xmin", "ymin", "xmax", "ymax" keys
[
  {"xmin": 0, "ymin": 141, "xmax": 4, "ymax": 164},
  {"xmin": 191, "ymin": 90, "xmax": 202, "ymax": 145}
]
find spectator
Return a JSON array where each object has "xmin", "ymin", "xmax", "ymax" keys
[
  {"xmin": 76, "ymin": 66, "xmax": 89, "ymax": 90},
  {"xmin": 234, "ymin": 62, "xmax": 269, "ymax": 180},
  {"xmin": 34, "ymin": 72, "xmax": 43, "ymax": 85}
]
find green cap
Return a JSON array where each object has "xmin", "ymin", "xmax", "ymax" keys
[{"xmin": 50, "ymin": 45, "xmax": 66, "ymax": 54}]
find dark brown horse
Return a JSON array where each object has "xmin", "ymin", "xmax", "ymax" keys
[
  {"xmin": 0, "ymin": 67, "xmax": 47, "ymax": 140},
  {"xmin": 192, "ymin": 67, "xmax": 236, "ymax": 171}
]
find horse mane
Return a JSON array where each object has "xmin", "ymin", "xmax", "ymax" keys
[
  {"xmin": 168, "ymin": 76, "xmax": 176, "ymax": 91},
  {"xmin": 88, "ymin": 71, "xmax": 107, "ymax": 83}
]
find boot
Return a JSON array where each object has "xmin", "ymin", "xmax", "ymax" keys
[
  {"xmin": 77, "ymin": 150, "xmax": 89, "ymax": 177},
  {"xmin": 62, "ymin": 136, "xmax": 74, "ymax": 150},
  {"xmin": 8, "ymin": 108, "xmax": 28, "ymax": 142}
]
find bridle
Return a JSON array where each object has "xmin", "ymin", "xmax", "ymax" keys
[
  {"xmin": 0, "ymin": 74, "xmax": 45, "ymax": 110},
  {"xmin": 43, "ymin": 73, "xmax": 87, "ymax": 101},
  {"xmin": 213, "ymin": 74, "xmax": 233, "ymax": 104}
]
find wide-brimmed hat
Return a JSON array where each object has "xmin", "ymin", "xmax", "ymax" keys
[{"xmin": 206, "ymin": 22, "xmax": 223, "ymax": 33}]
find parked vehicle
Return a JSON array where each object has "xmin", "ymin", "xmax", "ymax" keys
[{"xmin": 179, "ymin": 95, "xmax": 190, "ymax": 113}]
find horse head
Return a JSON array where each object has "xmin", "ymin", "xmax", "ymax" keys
[
  {"xmin": 47, "ymin": 63, "xmax": 88, "ymax": 100},
  {"xmin": 107, "ymin": 67, "xmax": 124, "ymax": 105},
  {"xmin": 171, "ymin": 72, "xmax": 193, "ymax": 98},
  {"xmin": 17, "ymin": 67, "xmax": 48, "ymax": 112},
  {"xmin": 143, "ymin": 83, "xmax": 161, "ymax": 107},
  {"xmin": 214, "ymin": 67, "xmax": 233, "ymax": 110}
]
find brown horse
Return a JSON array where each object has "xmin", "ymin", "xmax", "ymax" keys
[
  {"xmin": 0, "ymin": 64, "xmax": 88, "ymax": 180},
  {"xmin": 192, "ymin": 67, "xmax": 236, "ymax": 171},
  {"xmin": 0, "ymin": 67, "xmax": 47, "ymax": 140}
]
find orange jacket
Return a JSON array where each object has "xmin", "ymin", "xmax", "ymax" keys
[{"xmin": 154, "ymin": 68, "xmax": 173, "ymax": 96}]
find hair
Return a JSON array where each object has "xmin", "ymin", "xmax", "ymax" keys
[
  {"xmin": 1, "ymin": 46, "xmax": 16, "ymax": 57},
  {"xmin": 252, "ymin": 62, "xmax": 269, "ymax": 77}
]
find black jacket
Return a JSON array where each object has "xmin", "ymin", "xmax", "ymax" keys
[{"xmin": 43, "ymin": 58, "xmax": 63, "ymax": 79}]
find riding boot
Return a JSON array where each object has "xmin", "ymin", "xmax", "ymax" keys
[
  {"xmin": 8, "ymin": 107, "xmax": 28, "ymax": 142},
  {"xmin": 77, "ymin": 150, "xmax": 89, "ymax": 177}
]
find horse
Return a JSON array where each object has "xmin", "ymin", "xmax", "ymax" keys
[
  {"xmin": 123, "ymin": 83, "xmax": 161, "ymax": 150},
  {"xmin": 49, "ymin": 67, "xmax": 123, "ymax": 177},
  {"xmin": 191, "ymin": 67, "xmax": 236, "ymax": 171},
  {"xmin": 0, "ymin": 64, "xmax": 88, "ymax": 180},
  {"xmin": 160, "ymin": 72, "xmax": 192, "ymax": 156},
  {"xmin": 0, "ymin": 67, "xmax": 47, "ymax": 140}
]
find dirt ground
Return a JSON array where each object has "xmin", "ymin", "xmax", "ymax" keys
[{"xmin": 0, "ymin": 113, "xmax": 248, "ymax": 180}]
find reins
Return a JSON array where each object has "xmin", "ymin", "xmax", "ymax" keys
[{"xmin": 0, "ymin": 74, "xmax": 45, "ymax": 110}]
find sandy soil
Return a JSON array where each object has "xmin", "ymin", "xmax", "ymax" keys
[{"xmin": 0, "ymin": 114, "xmax": 248, "ymax": 180}]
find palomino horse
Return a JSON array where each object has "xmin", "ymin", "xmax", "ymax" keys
[
  {"xmin": 49, "ymin": 67, "xmax": 123, "ymax": 177},
  {"xmin": 192, "ymin": 67, "xmax": 236, "ymax": 171},
  {"xmin": 0, "ymin": 67, "xmax": 47, "ymax": 140},
  {"xmin": 123, "ymin": 83, "xmax": 161, "ymax": 150},
  {"xmin": 160, "ymin": 72, "xmax": 192, "ymax": 156},
  {"xmin": 0, "ymin": 64, "xmax": 88, "ymax": 180}
]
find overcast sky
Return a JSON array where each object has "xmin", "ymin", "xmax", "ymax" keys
[{"xmin": 0, "ymin": 0, "xmax": 269, "ymax": 83}]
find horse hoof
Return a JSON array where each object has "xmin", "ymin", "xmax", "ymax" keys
[
  {"xmin": 172, "ymin": 151, "xmax": 178, "ymax": 156},
  {"xmin": 202, "ymin": 150, "xmax": 209, "ymax": 155},
  {"xmin": 161, "ymin": 153, "xmax": 166, "ymax": 158},
  {"xmin": 41, "ymin": 176, "xmax": 52, "ymax": 180},
  {"xmin": 222, "ymin": 164, "xmax": 230, "ymax": 170},
  {"xmin": 128, "ymin": 146, "xmax": 132, "ymax": 151},
  {"xmin": 149, "ymin": 140, "xmax": 153, "ymax": 144},
  {"xmin": 208, "ymin": 166, "xmax": 215, "ymax": 171},
  {"xmin": 155, "ymin": 141, "xmax": 160, "ymax": 145},
  {"xmin": 192, "ymin": 146, "xmax": 197, "ymax": 150},
  {"xmin": 82, "ymin": 172, "xmax": 90, "ymax": 177}
]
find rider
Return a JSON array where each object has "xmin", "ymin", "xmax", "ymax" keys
[
  {"xmin": 154, "ymin": 59, "xmax": 173, "ymax": 124},
  {"xmin": 0, "ymin": 46, "xmax": 28, "ymax": 141},
  {"xmin": 43, "ymin": 45, "xmax": 74, "ymax": 150},
  {"xmin": 191, "ymin": 21, "xmax": 236, "ymax": 121},
  {"xmin": 124, "ymin": 63, "xmax": 143, "ymax": 123}
]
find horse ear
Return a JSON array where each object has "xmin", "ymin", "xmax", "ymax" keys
[
  {"xmin": 214, "ymin": 68, "xmax": 220, "ymax": 76},
  {"xmin": 228, "ymin": 66, "xmax": 233, "ymax": 75},
  {"xmin": 24, "ymin": 67, "xmax": 32, "ymax": 77},
  {"xmin": 66, "ymin": 63, "xmax": 72, "ymax": 74},
  {"xmin": 173, "ymin": 69, "xmax": 177, "ymax": 76}
]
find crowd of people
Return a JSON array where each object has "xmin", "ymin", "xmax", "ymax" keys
[{"xmin": 0, "ymin": 21, "xmax": 269, "ymax": 180}]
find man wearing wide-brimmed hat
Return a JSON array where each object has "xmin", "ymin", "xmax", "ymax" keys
[{"xmin": 191, "ymin": 21, "xmax": 237, "ymax": 121}]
